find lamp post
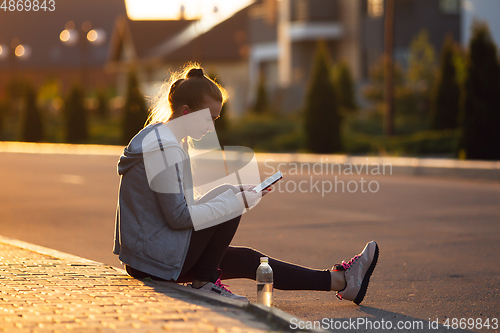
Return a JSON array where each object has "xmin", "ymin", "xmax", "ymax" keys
[
  {"xmin": 0, "ymin": 38, "xmax": 32, "ymax": 80},
  {"xmin": 0, "ymin": 38, "xmax": 31, "ymax": 121},
  {"xmin": 60, "ymin": 21, "xmax": 106, "ymax": 88}
]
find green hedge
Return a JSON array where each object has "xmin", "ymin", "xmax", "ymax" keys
[
  {"xmin": 344, "ymin": 130, "xmax": 460, "ymax": 156},
  {"xmin": 223, "ymin": 114, "xmax": 304, "ymax": 152},
  {"xmin": 221, "ymin": 113, "xmax": 459, "ymax": 156}
]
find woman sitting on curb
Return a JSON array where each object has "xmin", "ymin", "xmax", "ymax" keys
[{"xmin": 113, "ymin": 63, "xmax": 379, "ymax": 304}]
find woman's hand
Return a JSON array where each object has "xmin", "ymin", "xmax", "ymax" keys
[
  {"xmin": 235, "ymin": 188, "xmax": 271, "ymax": 209},
  {"xmin": 238, "ymin": 184, "xmax": 256, "ymax": 192},
  {"xmin": 238, "ymin": 185, "xmax": 272, "ymax": 196}
]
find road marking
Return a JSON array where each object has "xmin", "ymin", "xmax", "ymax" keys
[{"xmin": 60, "ymin": 174, "xmax": 84, "ymax": 185}]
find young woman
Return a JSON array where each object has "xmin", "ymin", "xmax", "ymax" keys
[{"xmin": 113, "ymin": 64, "xmax": 379, "ymax": 304}]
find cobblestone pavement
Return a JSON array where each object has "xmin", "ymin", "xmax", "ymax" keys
[{"xmin": 0, "ymin": 242, "xmax": 277, "ymax": 333}]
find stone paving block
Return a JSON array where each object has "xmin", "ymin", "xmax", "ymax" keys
[{"xmin": 0, "ymin": 242, "xmax": 281, "ymax": 332}]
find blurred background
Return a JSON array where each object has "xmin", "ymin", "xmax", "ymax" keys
[{"xmin": 1, "ymin": 0, "xmax": 499, "ymax": 160}]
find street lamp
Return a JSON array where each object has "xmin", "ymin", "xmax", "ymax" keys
[
  {"xmin": 0, "ymin": 39, "xmax": 32, "ymax": 61},
  {"xmin": 60, "ymin": 21, "xmax": 107, "ymax": 87},
  {"xmin": 0, "ymin": 45, "xmax": 8, "ymax": 60},
  {"xmin": 0, "ymin": 38, "xmax": 32, "ymax": 117},
  {"xmin": 14, "ymin": 44, "xmax": 32, "ymax": 59},
  {"xmin": 0, "ymin": 38, "xmax": 32, "ymax": 79}
]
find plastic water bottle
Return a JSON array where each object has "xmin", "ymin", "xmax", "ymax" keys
[{"xmin": 256, "ymin": 257, "xmax": 273, "ymax": 307}]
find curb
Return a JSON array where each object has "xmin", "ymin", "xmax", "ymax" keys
[
  {"xmin": 0, "ymin": 236, "xmax": 325, "ymax": 333},
  {"xmin": 1, "ymin": 141, "xmax": 499, "ymax": 181},
  {"xmin": 154, "ymin": 281, "xmax": 326, "ymax": 332},
  {"xmin": 257, "ymin": 154, "xmax": 500, "ymax": 182}
]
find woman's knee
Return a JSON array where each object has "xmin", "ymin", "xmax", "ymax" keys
[{"xmin": 227, "ymin": 246, "xmax": 263, "ymax": 261}]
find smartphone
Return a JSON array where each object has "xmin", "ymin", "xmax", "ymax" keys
[{"xmin": 252, "ymin": 171, "xmax": 283, "ymax": 193}]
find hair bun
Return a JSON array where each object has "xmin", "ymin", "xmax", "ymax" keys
[{"xmin": 187, "ymin": 68, "xmax": 204, "ymax": 78}]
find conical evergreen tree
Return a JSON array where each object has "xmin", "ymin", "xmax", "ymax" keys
[
  {"xmin": 208, "ymin": 73, "xmax": 230, "ymax": 147},
  {"xmin": 461, "ymin": 22, "xmax": 500, "ymax": 160},
  {"xmin": 252, "ymin": 72, "xmax": 269, "ymax": 114},
  {"xmin": 304, "ymin": 41, "xmax": 341, "ymax": 153},
  {"xmin": 215, "ymin": 101, "xmax": 229, "ymax": 143},
  {"xmin": 64, "ymin": 84, "xmax": 88, "ymax": 143},
  {"xmin": 430, "ymin": 35, "xmax": 461, "ymax": 130},
  {"xmin": 0, "ymin": 101, "xmax": 4, "ymax": 138},
  {"xmin": 21, "ymin": 85, "xmax": 44, "ymax": 142},
  {"xmin": 122, "ymin": 70, "xmax": 148, "ymax": 144},
  {"xmin": 333, "ymin": 61, "xmax": 356, "ymax": 112},
  {"xmin": 96, "ymin": 89, "xmax": 109, "ymax": 119}
]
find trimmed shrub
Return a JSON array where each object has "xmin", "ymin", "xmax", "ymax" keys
[
  {"xmin": 96, "ymin": 89, "xmax": 110, "ymax": 119},
  {"xmin": 333, "ymin": 61, "xmax": 356, "ymax": 112},
  {"xmin": 304, "ymin": 41, "xmax": 342, "ymax": 153},
  {"xmin": 406, "ymin": 30, "xmax": 436, "ymax": 128},
  {"xmin": 252, "ymin": 73, "xmax": 269, "ymax": 114},
  {"xmin": 430, "ymin": 35, "xmax": 461, "ymax": 130},
  {"xmin": 208, "ymin": 73, "xmax": 230, "ymax": 147},
  {"xmin": 64, "ymin": 84, "xmax": 88, "ymax": 143},
  {"xmin": 460, "ymin": 22, "xmax": 500, "ymax": 160},
  {"xmin": 122, "ymin": 70, "xmax": 148, "ymax": 144},
  {"xmin": 21, "ymin": 85, "xmax": 44, "ymax": 142},
  {"xmin": 0, "ymin": 100, "xmax": 4, "ymax": 138}
]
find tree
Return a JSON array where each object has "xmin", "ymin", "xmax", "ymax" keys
[
  {"xmin": 252, "ymin": 72, "xmax": 269, "ymax": 114},
  {"xmin": 430, "ymin": 35, "xmax": 461, "ymax": 130},
  {"xmin": 122, "ymin": 70, "xmax": 148, "ymax": 144},
  {"xmin": 408, "ymin": 30, "xmax": 436, "ymax": 87},
  {"xmin": 362, "ymin": 31, "xmax": 436, "ymax": 135},
  {"xmin": 363, "ymin": 56, "xmax": 405, "ymax": 105},
  {"xmin": 208, "ymin": 73, "xmax": 230, "ymax": 147},
  {"xmin": 96, "ymin": 89, "xmax": 109, "ymax": 119},
  {"xmin": 407, "ymin": 30, "xmax": 436, "ymax": 122},
  {"xmin": 0, "ymin": 99, "xmax": 5, "ymax": 138},
  {"xmin": 304, "ymin": 41, "xmax": 342, "ymax": 153},
  {"xmin": 21, "ymin": 85, "xmax": 44, "ymax": 142},
  {"xmin": 460, "ymin": 21, "xmax": 500, "ymax": 160},
  {"xmin": 64, "ymin": 84, "xmax": 88, "ymax": 143},
  {"xmin": 332, "ymin": 60, "xmax": 357, "ymax": 113}
]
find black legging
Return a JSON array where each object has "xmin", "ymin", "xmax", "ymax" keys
[{"xmin": 126, "ymin": 185, "xmax": 331, "ymax": 291}]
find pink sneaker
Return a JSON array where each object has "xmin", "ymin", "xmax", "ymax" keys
[
  {"xmin": 192, "ymin": 278, "xmax": 248, "ymax": 301},
  {"xmin": 333, "ymin": 241, "xmax": 379, "ymax": 305},
  {"xmin": 191, "ymin": 270, "xmax": 248, "ymax": 302}
]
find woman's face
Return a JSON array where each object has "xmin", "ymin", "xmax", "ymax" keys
[{"xmin": 184, "ymin": 95, "xmax": 222, "ymax": 140}]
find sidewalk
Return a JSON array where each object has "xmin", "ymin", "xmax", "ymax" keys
[{"xmin": 0, "ymin": 237, "xmax": 306, "ymax": 333}]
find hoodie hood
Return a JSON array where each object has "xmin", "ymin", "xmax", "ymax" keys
[
  {"xmin": 117, "ymin": 123, "xmax": 184, "ymax": 175},
  {"xmin": 118, "ymin": 145, "xmax": 143, "ymax": 175}
]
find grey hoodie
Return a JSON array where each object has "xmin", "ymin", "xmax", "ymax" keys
[{"xmin": 113, "ymin": 123, "xmax": 242, "ymax": 281}]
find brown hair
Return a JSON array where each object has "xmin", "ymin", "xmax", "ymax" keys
[{"xmin": 146, "ymin": 63, "xmax": 228, "ymax": 125}]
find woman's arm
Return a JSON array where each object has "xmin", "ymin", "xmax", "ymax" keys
[{"xmin": 151, "ymin": 148, "xmax": 243, "ymax": 230}]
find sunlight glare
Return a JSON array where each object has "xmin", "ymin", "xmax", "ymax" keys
[{"xmin": 124, "ymin": 0, "xmax": 249, "ymax": 20}]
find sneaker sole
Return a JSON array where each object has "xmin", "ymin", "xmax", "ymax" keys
[{"xmin": 353, "ymin": 243, "xmax": 379, "ymax": 305}]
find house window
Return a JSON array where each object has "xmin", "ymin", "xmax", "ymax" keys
[
  {"xmin": 368, "ymin": 0, "xmax": 384, "ymax": 17},
  {"xmin": 439, "ymin": 0, "xmax": 459, "ymax": 14}
]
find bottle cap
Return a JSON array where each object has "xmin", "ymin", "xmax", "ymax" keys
[{"xmin": 260, "ymin": 257, "xmax": 268, "ymax": 262}]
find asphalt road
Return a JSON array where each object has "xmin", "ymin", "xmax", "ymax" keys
[{"xmin": 0, "ymin": 152, "xmax": 498, "ymax": 332}]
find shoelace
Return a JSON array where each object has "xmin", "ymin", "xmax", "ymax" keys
[
  {"xmin": 335, "ymin": 254, "xmax": 362, "ymax": 300},
  {"xmin": 341, "ymin": 254, "xmax": 360, "ymax": 271},
  {"xmin": 214, "ymin": 278, "xmax": 232, "ymax": 293}
]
